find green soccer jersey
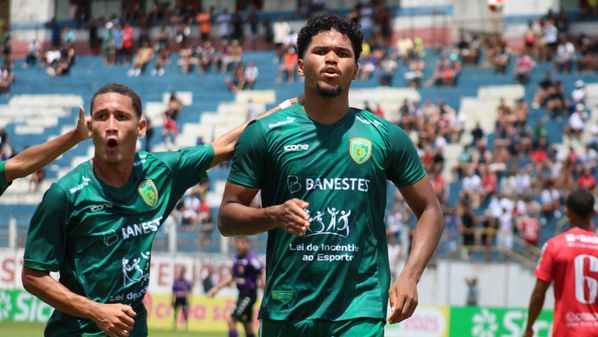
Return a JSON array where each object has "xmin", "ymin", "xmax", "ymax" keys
[
  {"xmin": 228, "ymin": 103, "xmax": 426, "ymax": 321},
  {"xmin": 0, "ymin": 160, "xmax": 10, "ymax": 196},
  {"xmin": 23, "ymin": 146, "xmax": 214, "ymax": 337}
]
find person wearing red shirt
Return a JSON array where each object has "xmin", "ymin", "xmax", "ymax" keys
[
  {"xmin": 577, "ymin": 166, "xmax": 596, "ymax": 191},
  {"xmin": 523, "ymin": 189, "xmax": 598, "ymax": 337}
]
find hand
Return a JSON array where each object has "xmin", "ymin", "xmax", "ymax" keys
[
  {"xmin": 91, "ymin": 303, "xmax": 136, "ymax": 337},
  {"xmin": 272, "ymin": 199, "xmax": 310, "ymax": 236},
  {"xmin": 207, "ymin": 287, "xmax": 218, "ymax": 298},
  {"xmin": 387, "ymin": 274, "xmax": 418, "ymax": 324},
  {"xmin": 75, "ymin": 105, "xmax": 92, "ymax": 141}
]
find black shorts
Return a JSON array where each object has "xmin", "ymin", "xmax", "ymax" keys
[
  {"xmin": 174, "ymin": 297, "xmax": 188, "ymax": 309},
  {"xmin": 231, "ymin": 291, "xmax": 257, "ymax": 323}
]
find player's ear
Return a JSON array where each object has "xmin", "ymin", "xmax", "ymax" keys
[
  {"xmin": 353, "ymin": 62, "xmax": 359, "ymax": 80},
  {"xmin": 297, "ymin": 58, "xmax": 304, "ymax": 77},
  {"xmin": 138, "ymin": 116, "xmax": 147, "ymax": 137}
]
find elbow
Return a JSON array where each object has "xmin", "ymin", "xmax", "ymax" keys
[
  {"xmin": 21, "ymin": 268, "xmax": 37, "ymax": 294},
  {"xmin": 217, "ymin": 210, "xmax": 235, "ymax": 237}
]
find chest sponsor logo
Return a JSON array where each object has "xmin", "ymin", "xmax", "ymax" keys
[
  {"xmin": 284, "ymin": 144, "xmax": 309, "ymax": 152},
  {"xmin": 138, "ymin": 179, "xmax": 159, "ymax": 207},
  {"xmin": 286, "ymin": 175, "xmax": 370, "ymax": 193},
  {"xmin": 305, "ymin": 207, "xmax": 352, "ymax": 238},
  {"xmin": 69, "ymin": 176, "xmax": 91, "ymax": 194},
  {"xmin": 122, "ymin": 216, "xmax": 162, "ymax": 240},
  {"xmin": 350, "ymin": 138, "xmax": 372, "ymax": 164}
]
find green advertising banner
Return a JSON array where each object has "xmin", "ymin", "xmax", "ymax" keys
[
  {"xmin": 449, "ymin": 306, "xmax": 554, "ymax": 337},
  {"xmin": 0, "ymin": 289, "xmax": 53, "ymax": 322}
]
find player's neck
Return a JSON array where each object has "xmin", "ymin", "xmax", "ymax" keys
[
  {"xmin": 302, "ymin": 91, "xmax": 349, "ymax": 125},
  {"xmin": 91, "ymin": 159, "xmax": 134, "ymax": 188}
]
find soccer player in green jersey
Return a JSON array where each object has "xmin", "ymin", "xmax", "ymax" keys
[
  {"xmin": 21, "ymin": 83, "xmax": 291, "ymax": 337},
  {"xmin": 219, "ymin": 13, "xmax": 444, "ymax": 337},
  {"xmin": 0, "ymin": 107, "xmax": 90, "ymax": 196}
]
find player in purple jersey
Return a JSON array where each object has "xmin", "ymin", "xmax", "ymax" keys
[
  {"xmin": 208, "ymin": 237, "xmax": 264, "ymax": 337},
  {"xmin": 171, "ymin": 266, "xmax": 192, "ymax": 330}
]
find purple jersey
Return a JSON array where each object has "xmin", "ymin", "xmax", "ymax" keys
[
  {"xmin": 172, "ymin": 278, "xmax": 192, "ymax": 299},
  {"xmin": 233, "ymin": 251, "xmax": 263, "ymax": 293}
]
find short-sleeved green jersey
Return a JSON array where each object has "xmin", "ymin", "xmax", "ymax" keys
[
  {"xmin": 0, "ymin": 160, "xmax": 10, "ymax": 196},
  {"xmin": 228, "ymin": 103, "xmax": 426, "ymax": 321},
  {"xmin": 23, "ymin": 146, "xmax": 214, "ymax": 337}
]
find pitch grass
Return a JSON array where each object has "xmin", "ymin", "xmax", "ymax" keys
[{"xmin": 0, "ymin": 322, "xmax": 227, "ymax": 337}]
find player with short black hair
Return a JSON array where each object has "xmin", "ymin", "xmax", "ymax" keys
[
  {"xmin": 523, "ymin": 188, "xmax": 598, "ymax": 337},
  {"xmin": 21, "ymin": 83, "xmax": 292, "ymax": 337},
  {"xmin": 219, "ymin": 12, "xmax": 443, "ymax": 337}
]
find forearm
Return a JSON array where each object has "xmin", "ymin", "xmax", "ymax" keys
[
  {"xmin": 5, "ymin": 129, "xmax": 81, "ymax": 181},
  {"xmin": 219, "ymin": 202, "xmax": 279, "ymax": 236},
  {"xmin": 524, "ymin": 290, "xmax": 546, "ymax": 332},
  {"xmin": 400, "ymin": 205, "xmax": 444, "ymax": 281},
  {"xmin": 22, "ymin": 268, "xmax": 101, "ymax": 321}
]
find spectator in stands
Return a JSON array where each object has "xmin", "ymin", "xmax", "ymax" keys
[
  {"xmin": 120, "ymin": 23, "xmax": 135, "ymax": 65},
  {"xmin": 404, "ymin": 56, "xmax": 425, "ymax": 88},
  {"xmin": 0, "ymin": 107, "xmax": 89, "ymax": 196},
  {"xmin": 0, "ymin": 65, "xmax": 14, "ymax": 93},
  {"xmin": 47, "ymin": 43, "xmax": 75, "ymax": 77},
  {"xmin": 462, "ymin": 168, "xmax": 483, "ymax": 208},
  {"xmin": 514, "ymin": 53, "xmax": 535, "ymax": 85},
  {"xmin": 571, "ymin": 80, "xmax": 587, "ymax": 106},
  {"xmin": 378, "ymin": 55, "xmax": 398, "ymax": 86},
  {"xmin": 24, "ymin": 39, "xmax": 41, "ymax": 68},
  {"xmin": 178, "ymin": 42, "xmax": 195, "ymax": 74},
  {"xmin": 28, "ymin": 168, "xmax": 45, "ymax": 192},
  {"xmin": 541, "ymin": 179, "xmax": 561, "ymax": 222},
  {"xmin": 542, "ymin": 19, "xmax": 559, "ymax": 62},
  {"xmin": 102, "ymin": 22, "xmax": 116, "ymax": 65},
  {"xmin": 459, "ymin": 200, "xmax": 477, "ymax": 260},
  {"xmin": 545, "ymin": 79, "xmax": 565, "ymax": 120},
  {"xmin": 465, "ymin": 277, "xmax": 479, "ymax": 306},
  {"xmin": 565, "ymin": 103, "xmax": 587, "ymax": 140},
  {"xmin": 61, "ymin": 27, "xmax": 74, "ymax": 45},
  {"xmin": 143, "ymin": 115, "xmax": 153, "ymax": 152},
  {"xmin": 554, "ymin": 36, "xmax": 575, "ymax": 73},
  {"xmin": 532, "ymin": 72, "xmax": 553, "ymax": 108},
  {"xmin": 128, "ymin": 41, "xmax": 154, "ymax": 77},
  {"xmin": 225, "ymin": 62, "xmax": 246, "ymax": 93},
  {"xmin": 196, "ymin": 40, "xmax": 217, "ymax": 73},
  {"xmin": 218, "ymin": 39, "xmax": 233, "ymax": 73},
  {"xmin": 152, "ymin": 45, "xmax": 170, "ymax": 76},
  {"xmin": 216, "ymin": 8, "xmax": 233, "ymax": 42},
  {"xmin": 492, "ymin": 45, "xmax": 511, "ymax": 75},
  {"xmin": 196, "ymin": 7, "xmax": 211, "ymax": 42},
  {"xmin": 229, "ymin": 39, "xmax": 244, "ymax": 69},
  {"xmin": 276, "ymin": 46, "xmax": 298, "ymax": 83},
  {"xmin": 244, "ymin": 60, "xmax": 259, "ymax": 90},
  {"xmin": 272, "ymin": 20, "xmax": 291, "ymax": 62}
]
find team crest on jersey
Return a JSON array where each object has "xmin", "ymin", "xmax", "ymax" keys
[
  {"xmin": 138, "ymin": 180, "xmax": 159, "ymax": 207},
  {"xmin": 349, "ymin": 138, "xmax": 372, "ymax": 164}
]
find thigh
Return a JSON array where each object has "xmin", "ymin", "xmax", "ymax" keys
[
  {"xmin": 232, "ymin": 293, "xmax": 256, "ymax": 323},
  {"xmin": 330, "ymin": 318, "xmax": 385, "ymax": 337}
]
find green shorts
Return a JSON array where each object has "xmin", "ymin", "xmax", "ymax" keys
[{"xmin": 259, "ymin": 318, "xmax": 385, "ymax": 337}]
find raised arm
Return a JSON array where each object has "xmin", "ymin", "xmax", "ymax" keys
[
  {"xmin": 209, "ymin": 97, "xmax": 300, "ymax": 167},
  {"xmin": 388, "ymin": 174, "xmax": 443, "ymax": 323},
  {"xmin": 218, "ymin": 182, "xmax": 310, "ymax": 237},
  {"xmin": 4, "ymin": 106, "xmax": 90, "ymax": 182},
  {"xmin": 22, "ymin": 267, "xmax": 136, "ymax": 337}
]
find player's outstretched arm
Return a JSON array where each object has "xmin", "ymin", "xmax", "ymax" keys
[
  {"xmin": 388, "ymin": 175, "xmax": 443, "ymax": 324},
  {"xmin": 219, "ymin": 182, "xmax": 310, "ymax": 236},
  {"xmin": 207, "ymin": 274, "xmax": 233, "ymax": 297},
  {"xmin": 209, "ymin": 97, "xmax": 300, "ymax": 167},
  {"xmin": 22, "ymin": 267, "xmax": 136, "ymax": 337},
  {"xmin": 4, "ymin": 106, "xmax": 90, "ymax": 182},
  {"xmin": 522, "ymin": 279, "xmax": 550, "ymax": 337}
]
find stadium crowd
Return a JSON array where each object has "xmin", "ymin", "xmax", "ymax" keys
[{"xmin": 2, "ymin": 3, "xmax": 598, "ymax": 261}]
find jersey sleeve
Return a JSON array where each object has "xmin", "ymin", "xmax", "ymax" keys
[
  {"xmin": 227, "ymin": 121, "xmax": 268, "ymax": 189},
  {"xmin": 535, "ymin": 241, "xmax": 554, "ymax": 282},
  {"xmin": 154, "ymin": 144, "xmax": 214, "ymax": 194},
  {"xmin": 23, "ymin": 184, "xmax": 70, "ymax": 272},
  {"xmin": 386, "ymin": 124, "xmax": 426, "ymax": 188},
  {"xmin": 0, "ymin": 160, "xmax": 10, "ymax": 196}
]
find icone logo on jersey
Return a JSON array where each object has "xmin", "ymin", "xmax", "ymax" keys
[
  {"xmin": 284, "ymin": 144, "xmax": 309, "ymax": 152},
  {"xmin": 90, "ymin": 203, "xmax": 113, "ymax": 213}
]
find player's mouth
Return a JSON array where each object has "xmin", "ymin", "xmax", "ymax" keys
[
  {"xmin": 321, "ymin": 66, "xmax": 340, "ymax": 78},
  {"xmin": 106, "ymin": 138, "xmax": 119, "ymax": 151}
]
